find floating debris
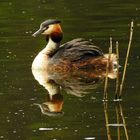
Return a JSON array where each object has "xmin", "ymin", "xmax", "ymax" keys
[
  {"xmin": 14, "ymin": 112, "xmax": 18, "ymax": 115},
  {"xmin": 0, "ymin": 136, "xmax": 4, "ymax": 139},
  {"xmin": 13, "ymin": 130, "xmax": 17, "ymax": 133},
  {"xmin": 74, "ymin": 129, "xmax": 78, "ymax": 132},
  {"xmin": 107, "ymin": 123, "xmax": 124, "ymax": 127},
  {"xmin": 84, "ymin": 137, "xmax": 95, "ymax": 140},
  {"xmin": 39, "ymin": 128, "xmax": 54, "ymax": 131},
  {"xmin": 113, "ymin": 98, "xmax": 122, "ymax": 102},
  {"xmin": 22, "ymin": 11, "xmax": 26, "ymax": 14}
]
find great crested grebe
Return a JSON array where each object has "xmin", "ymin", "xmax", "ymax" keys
[{"xmin": 32, "ymin": 19, "xmax": 117, "ymax": 79}]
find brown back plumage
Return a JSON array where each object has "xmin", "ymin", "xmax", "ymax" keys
[{"xmin": 51, "ymin": 38, "xmax": 103, "ymax": 62}]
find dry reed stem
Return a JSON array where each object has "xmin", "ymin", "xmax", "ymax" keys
[
  {"xmin": 119, "ymin": 104, "xmax": 129, "ymax": 140},
  {"xmin": 115, "ymin": 41, "xmax": 120, "ymax": 99},
  {"xmin": 119, "ymin": 21, "xmax": 134, "ymax": 98},
  {"xmin": 103, "ymin": 37, "xmax": 112, "ymax": 100},
  {"xmin": 115, "ymin": 105, "xmax": 121, "ymax": 140},
  {"xmin": 104, "ymin": 103, "xmax": 112, "ymax": 140}
]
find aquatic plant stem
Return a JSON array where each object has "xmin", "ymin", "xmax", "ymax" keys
[
  {"xmin": 119, "ymin": 21, "xmax": 134, "ymax": 98},
  {"xmin": 119, "ymin": 104, "xmax": 129, "ymax": 140},
  {"xmin": 103, "ymin": 37, "xmax": 112, "ymax": 100},
  {"xmin": 115, "ymin": 41, "xmax": 120, "ymax": 99},
  {"xmin": 115, "ymin": 104, "xmax": 121, "ymax": 140},
  {"xmin": 104, "ymin": 102, "xmax": 112, "ymax": 140}
]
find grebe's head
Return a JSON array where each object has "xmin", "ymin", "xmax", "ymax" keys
[
  {"xmin": 32, "ymin": 19, "xmax": 63, "ymax": 43},
  {"xmin": 34, "ymin": 103, "xmax": 64, "ymax": 117},
  {"xmin": 33, "ymin": 93, "xmax": 64, "ymax": 117}
]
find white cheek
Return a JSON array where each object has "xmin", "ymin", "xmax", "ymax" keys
[{"xmin": 43, "ymin": 25, "xmax": 54, "ymax": 35}]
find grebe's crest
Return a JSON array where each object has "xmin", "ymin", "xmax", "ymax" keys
[{"xmin": 40, "ymin": 19, "xmax": 61, "ymax": 28}]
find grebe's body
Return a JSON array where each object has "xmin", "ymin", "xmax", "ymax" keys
[
  {"xmin": 32, "ymin": 19, "xmax": 117, "ymax": 79},
  {"xmin": 31, "ymin": 19, "xmax": 118, "ymax": 115}
]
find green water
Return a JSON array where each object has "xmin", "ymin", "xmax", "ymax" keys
[{"xmin": 0, "ymin": 0, "xmax": 140, "ymax": 139}]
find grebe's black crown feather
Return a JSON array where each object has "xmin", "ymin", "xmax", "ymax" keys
[{"xmin": 41, "ymin": 19, "xmax": 61, "ymax": 27}]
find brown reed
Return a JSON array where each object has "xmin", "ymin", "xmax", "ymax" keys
[
  {"xmin": 103, "ymin": 37, "xmax": 112, "ymax": 101},
  {"xmin": 119, "ymin": 21, "xmax": 134, "ymax": 98}
]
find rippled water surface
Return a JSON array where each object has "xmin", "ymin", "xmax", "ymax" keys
[{"xmin": 0, "ymin": 0, "xmax": 140, "ymax": 140}]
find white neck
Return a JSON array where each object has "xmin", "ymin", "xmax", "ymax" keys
[
  {"xmin": 45, "ymin": 81, "xmax": 60, "ymax": 96},
  {"xmin": 32, "ymin": 37, "xmax": 60, "ymax": 70},
  {"xmin": 41, "ymin": 37, "xmax": 60, "ymax": 55}
]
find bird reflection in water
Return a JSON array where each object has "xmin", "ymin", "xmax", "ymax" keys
[
  {"xmin": 34, "ymin": 88, "xmax": 64, "ymax": 117},
  {"xmin": 32, "ymin": 63, "xmax": 117, "ymax": 116}
]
